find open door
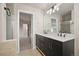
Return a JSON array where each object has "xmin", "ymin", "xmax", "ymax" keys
[{"xmin": 18, "ymin": 11, "xmax": 33, "ymax": 53}]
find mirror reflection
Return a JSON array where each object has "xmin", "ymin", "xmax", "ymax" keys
[{"xmin": 44, "ymin": 3, "xmax": 74, "ymax": 34}]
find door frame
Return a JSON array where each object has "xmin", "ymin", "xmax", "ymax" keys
[{"xmin": 17, "ymin": 10, "xmax": 35, "ymax": 53}]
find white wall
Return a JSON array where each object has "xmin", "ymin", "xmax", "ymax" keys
[
  {"xmin": 0, "ymin": 3, "xmax": 6, "ymax": 42},
  {"xmin": 74, "ymin": 3, "xmax": 79, "ymax": 56},
  {"xmin": 0, "ymin": 4, "xmax": 2, "ymax": 41},
  {"xmin": 13, "ymin": 4, "xmax": 44, "ymax": 52},
  {"xmin": 43, "ymin": 14, "xmax": 61, "ymax": 33}
]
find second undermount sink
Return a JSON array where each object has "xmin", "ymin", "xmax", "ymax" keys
[{"xmin": 37, "ymin": 33, "xmax": 74, "ymax": 42}]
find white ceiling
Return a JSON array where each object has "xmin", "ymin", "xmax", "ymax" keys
[
  {"xmin": 23, "ymin": 3, "xmax": 74, "ymax": 15},
  {"xmin": 24, "ymin": 3, "xmax": 55, "ymax": 10}
]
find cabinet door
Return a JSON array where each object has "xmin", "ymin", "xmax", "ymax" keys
[
  {"xmin": 43, "ymin": 37, "xmax": 51, "ymax": 56},
  {"xmin": 36, "ymin": 35, "xmax": 43, "ymax": 49},
  {"xmin": 51, "ymin": 39, "xmax": 62, "ymax": 56},
  {"xmin": 36, "ymin": 35, "xmax": 47, "ymax": 55},
  {"xmin": 36, "ymin": 35, "xmax": 40, "ymax": 48},
  {"xmin": 63, "ymin": 40, "xmax": 74, "ymax": 56}
]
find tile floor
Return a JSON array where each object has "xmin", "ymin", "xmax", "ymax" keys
[
  {"xmin": 0, "ymin": 41, "xmax": 42, "ymax": 56},
  {"xmin": 0, "ymin": 41, "xmax": 16, "ymax": 56},
  {"xmin": 18, "ymin": 49, "xmax": 42, "ymax": 56}
]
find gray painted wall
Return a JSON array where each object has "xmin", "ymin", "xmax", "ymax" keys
[
  {"xmin": 6, "ymin": 3, "xmax": 14, "ymax": 40},
  {"xmin": 6, "ymin": 15, "xmax": 13, "ymax": 40}
]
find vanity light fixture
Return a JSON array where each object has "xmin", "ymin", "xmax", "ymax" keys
[
  {"xmin": 46, "ymin": 3, "xmax": 62, "ymax": 15},
  {"xmin": 4, "ymin": 7, "xmax": 11, "ymax": 16},
  {"xmin": 49, "ymin": 8, "xmax": 52, "ymax": 14}
]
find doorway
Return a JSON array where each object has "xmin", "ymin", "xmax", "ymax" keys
[{"xmin": 19, "ymin": 12, "xmax": 32, "ymax": 51}]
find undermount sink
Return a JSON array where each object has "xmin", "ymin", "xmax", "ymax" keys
[{"xmin": 37, "ymin": 33, "xmax": 74, "ymax": 42}]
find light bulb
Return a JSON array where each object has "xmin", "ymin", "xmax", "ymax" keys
[
  {"xmin": 54, "ymin": 6, "xmax": 57, "ymax": 9},
  {"xmin": 53, "ymin": 10, "xmax": 55, "ymax": 13},
  {"xmin": 49, "ymin": 8, "xmax": 52, "ymax": 15},
  {"xmin": 56, "ymin": 7, "xmax": 59, "ymax": 11},
  {"xmin": 70, "ymin": 20, "xmax": 73, "ymax": 24},
  {"xmin": 49, "ymin": 8, "xmax": 52, "ymax": 12},
  {"xmin": 51, "ymin": 28, "xmax": 53, "ymax": 32},
  {"xmin": 46, "ymin": 10, "xmax": 49, "ymax": 14}
]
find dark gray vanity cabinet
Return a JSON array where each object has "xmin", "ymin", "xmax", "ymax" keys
[{"xmin": 36, "ymin": 34, "xmax": 74, "ymax": 56}]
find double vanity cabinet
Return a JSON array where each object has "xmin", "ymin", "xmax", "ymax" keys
[{"xmin": 36, "ymin": 34, "xmax": 74, "ymax": 56}]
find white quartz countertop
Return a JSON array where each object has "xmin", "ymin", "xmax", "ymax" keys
[{"xmin": 36, "ymin": 33, "xmax": 74, "ymax": 42}]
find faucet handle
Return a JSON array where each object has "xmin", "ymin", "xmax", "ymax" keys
[{"xmin": 63, "ymin": 33, "xmax": 66, "ymax": 37}]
